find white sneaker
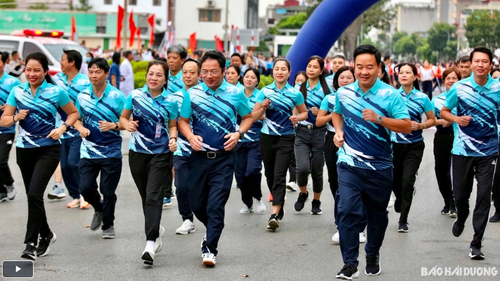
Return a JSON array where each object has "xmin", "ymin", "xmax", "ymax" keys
[
  {"xmin": 332, "ymin": 231, "xmax": 340, "ymax": 244},
  {"xmin": 202, "ymin": 252, "xmax": 216, "ymax": 267},
  {"xmin": 155, "ymin": 225, "xmax": 165, "ymax": 253},
  {"xmin": 175, "ymin": 219, "xmax": 195, "ymax": 235},
  {"xmin": 6, "ymin": 183, "xmax": 17, "ymax": 200},
  {"xmin": 240, "ymin": 205, "xmax": 253, "ymax": 214},
  {"xmin": 141, "ymin": 250, "xmax": 154, "ymax": 265},
  {"xmin": 253, "ymin": 198, "xmax": 267, "ymax": 214},
  {"xmin": 359, "ymin": 232, "xmax": 367, "ymax": 243},
  {"xmin": 286, "ymin": 181, "xmax": 298, "ymax": 192}
]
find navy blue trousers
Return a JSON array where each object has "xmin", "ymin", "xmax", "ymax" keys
[
  {"xmin": 337, "ymin": 162, "xmax": 392, "ymax": 266},
  {"xmin": 187, "ymin": 152, "xmax": 236, "ymax": 255},
  {"xmin": 235, "ymin": 142, "xmax": 263, "ymax": 207},
  {"xmin": 174, "ymin": 155, "xmax": 194, "ymax": 222},
  {"xmin": 60, "ymin": 137, "xmax": 82, "ymax": 199}
]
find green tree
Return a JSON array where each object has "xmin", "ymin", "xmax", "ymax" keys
[
  {"xmin": 29, "ymin": 3, "xmax": 49, "ymax": 10},
  {"xmin": 0, "ymin": 0, "xmax": 16, "ymax": 8},
  {"xmin": 416, "ymin": 39, "xmax": 436, "ymax": 62},
  {"xmin": 392, "ymin": 31, "xmax": 408, "ymax": 47},
  {"xmin": 393, "ymin": 35, "xmax": 416, "ymax": 57},
  {"xmin": 427, "ymin": 22, "xmax": 457, "ymax": 60},
  {"xmin": 270, "ymin": 13, "xmax": 308, "ymax": 34},
  {"xmin": 75, "ymin": 0, "xmax": 92, "ymax": 11},
  {"xmin": 464, "ymin": 10, "xmax": 500, "ymax": 49}
]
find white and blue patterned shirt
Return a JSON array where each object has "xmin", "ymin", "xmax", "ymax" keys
[
  {"xmin": 167, "ymin": 70, "xmax": 184, "ymax": 94},
  {"xmin": 319, "ymin": 92, "xmax": 337, "ymax": 133},
  {"xmin": 238, "ymin": 88, "xmax": 263, "ymax": 142},
  {"xmin": 0, "ymin": 74, "xmax": 21, "ymax": 134},
  {"xmin": 171, "ymin": 88, "xmax": 192, "ymax": 157},
  {"xmin": 295, "ymin": 81, "xmax": 332, "ymax": 126}
]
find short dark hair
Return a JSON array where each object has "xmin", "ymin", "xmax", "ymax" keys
[
  {"xmin": 147, "ymin": 60, "xmax": 169, "ymax": 90},
  {"xmin": 87, "ymin": 52, "xmax": 94, "ymax": 59},
  {"xmin": 88, "ymin": 58, "xmax": 110, "ymax": 73},
  {"xmin": 0, "ymin": 52, "xmax": 8, "ymax": 63},
  {"xmin": 63, "ymin": 49, "xmax": 83, "ymax": 71},
  {"xmin": 123, "ymin": 50, "xmax": 132, "ymax": 58},
  {"xmin": 353, "ymin": 44, "xmax": 381, "ymax": 65},
  {"xmin": 395, "ymin": 62, "xmax": 420, "ymax": 91},
  {"xmin": 333, "ymin": 66, "xmax": 355, "ymax": 90},
  {"xmin": 469, "ymin": 46, "xmax": 492, "ymax": 64},
  {"xmin": 458, "ymin": 55, "xmax": 470, "ymax": 64},
  {"xmin": 182, "ymin": 58, "xmax": 201, "ymax": 74},
  {"xmin": 11, "ymin": 50, "xmax": 18, "ymax": 56},
  {"xmin": 227, "ymin": 64, "xmax": 241, "ymax": 77},
  {"xmin": 200, "ymin": 50, "xmax": 226, "ymax": 70},
  {"xmin": 332, "ymin": 54, "xmax": 345, "ymax": 61},
  {"xmin": 243, "ymin": 67, "xmax": 261, "ymax": 86},
  {"xmin": 112, "ymin": 52, "xmax": 121, "ymax": 65},
  {"xmin": 273, "ymin": 58, "xmax": 291, "ymax": 72},
  {"xmin": 230, "ymin": 53, "xmax": 243, "ymax": 62},
  {"xmin": 167, "ymin": 45, "xmax": 188, "ymax": 60}
]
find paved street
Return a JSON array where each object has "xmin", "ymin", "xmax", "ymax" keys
[{"xmin": 0, "ymin": 130, "xmax": 499, "ymax": 280}]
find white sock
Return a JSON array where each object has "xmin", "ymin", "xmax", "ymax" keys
[{"xmin": 145, "ymin": 240, "xmax": 155, "ymax": 253}]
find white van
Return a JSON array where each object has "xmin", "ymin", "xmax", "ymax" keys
[{"xmin": 0, "ymin": 29, "xmax": 88, "ymax": 76}]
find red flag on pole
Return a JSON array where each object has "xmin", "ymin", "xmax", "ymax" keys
[
  {"xmin": 137, "ymin": 28, "xmax": 141, "ymax": 49},
  {"xmin": 214, "ymin": 35, "xmax": 223, "ymax": 52},
  {"xmin": 117, "ymin": 5, "xmax": 124, "ymax": 49},
  {"xmin": 71, "ymin": 14, "xmax": 76, "ymax": 41},
  {"xmin": 147, "ymin": 14, "xmax": 155, "ymax": 48},
  {"xmin": 189, "ymin": 32, "xmax": 197, "ymax": 52},
  {"xmin": 129, "ymin": 10, "xmax": 137, "ymax": 47}
]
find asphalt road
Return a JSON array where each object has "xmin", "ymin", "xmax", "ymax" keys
[{"xmin": 0, "ymin": 130, "xmax": 499, "ymax": 281}]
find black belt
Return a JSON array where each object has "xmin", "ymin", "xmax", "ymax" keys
[
  {"xmin": 192, "ymin": 150, "xmax": 234, "ymax": 159},
  {"xmin": 298, "ymin": 124, "xmax": 324, "ymax": 130}
]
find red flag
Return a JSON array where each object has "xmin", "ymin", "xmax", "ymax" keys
[
  {"xmin": 214, "ymin": 35, "xmax": 223, "ymax": 52},
  {"xmin": 129, "ymin": 10, "xmax": 137, "ymax": 47},
  {"xmin": 116, "ymin": 5, "xmax": 124, "ymax": 49},
  {"xmin": 137, "ymin": 28, "xmax": 141, "ymax": 49},
  {"xmin": 71, "ymin": 14, "xmax": 76, "ymax": 41},
  {"xmin": 189, "ymin": 32, "xmax": 197, "ymax": 52},
  {"xmin": 147, "ymin": 14, "xmax": 155, "ymax": 48}
]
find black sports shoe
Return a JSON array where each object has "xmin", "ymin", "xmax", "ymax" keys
[
  {"xmin": 294, "ymin": 192, "xmax": 308, "ymax": 212},
  {"xmin": 21, "ymin": 243, "xmax": 37, "ymax": 260},
  {"xmin": 277, "ymin": 197, "xmax": 286, "ymax": 220},
  {"xmin": 489, "ymin": 212, "xmax": 500, "ymax": 223},
  {"xmin": 452, "ymin": 220, "xmax": 464, "ymax": 237},
  {"xmin": 311, "ymin": 199, "xmax": 322, "ymax": 215},
  {"xmin": 36, "ymin": 232, "xmax": 57, "ymax": 257},
  {"xmin": 91, "ymin": 211, "xmax": 103, "ymax": 231},
  {"xmin": 267, "ymin": 214, "xmax": 279, "ymax": 230},
  {"xmin": 336, "ymin": 264, "xmax": 359, "ymax": 280},
  {"xmin": 449, "ymin": 206, "xmax": 457, "ymax": 218},
  {"xmin": 398, "ymin": 222, "xmax": 409, "ymax": 233},
  {"xmin": 469, "ymin": 246, "xmax": 485, "ymax": 260},
  {"xmin": 440, "ymin": 206, "xmax": 450, "ymax": 215},
  {"xmin": 365, "ymin": 253, "xmax": 381, "ymax": 276}
]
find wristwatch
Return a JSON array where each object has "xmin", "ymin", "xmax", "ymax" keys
[
  {"xmin": 376, "ymin": 115, "xmax": 383, "ymax": 124},
  {"xmin": 237, "ymin": 130, "xmax": 245, "ymax": 140},
  {"xmin": 62, "ymin": 122, "xmax": 71, "ymax": 132},
  {"xmin": 114, "ymin": 122, "xmax": 119, "ymax": 130}
]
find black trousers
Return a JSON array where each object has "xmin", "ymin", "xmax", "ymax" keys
[
  {"xmin": 163, "ymin": 156, "xmax": 174, "ymax": 198},
  {"xmin": 433, "ymin": 132, "xmax": 454, "ymax": 208},
  {"xmin": 129, "ymin": 151, "xmax": 170, "ymax": 241},
  {"xmin": 0, "ymin": 133, "xmax": 15, "ymax": 193},
  {"xmin": 324, "ymin": 131, "xmax": 339, "ymax": 198},
  {"xmin": 174, "ymin": 155, "xmax": 193, "ymax": 222},
  {"xmin": 80, "ymin": 158, "xmax": 122, "ymax": 231},
  {"xmin": 294, "ymin": 125, "xmax": 326, "ymax": 193},
  {"xmin": 288, "ymin": 156, "xmax": 297, "ymax": 182},
  {"xmin": 392, "ymin": 141, "xmax": 425, "ymax": 223},
  {"xmin": 493, "ymin": 152, "xmax": 500, "ymax": 213},
  {"xmin": 60, "ymin": 137, "xmax": 82, "ymax": 199},
  {"xmin": 259, "ymin": 133, "xmax": 294, "ymax": 206},
  {"xmin": 452, "ymin": 155, "xmax": 496, "ymax": 247},
  {"xmin": 422, "ymin": 80, "xmax": 433, "ymax": 100},
  {"xmin": 17, "ymin": 145, "xmax": 61, "ymax": 244},
  {"xmin": 235, "ymin": 142, "xmax": 263, "ymax": 207}
]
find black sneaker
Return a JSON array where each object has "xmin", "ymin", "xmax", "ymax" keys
[
  {"xmin": 440, "ymin": 206, "xmax": 449, "ymax": 215},
  {"xmin": 91, "ymin": 211, "xmax": 103, "ymax": 231},
  {"xmin": 267, "ymin": 214, "xmax": 279, "ymax": 230},
  {"xmin": 449, "ymin": 206, "xmax": 457, "ymax": 218},
  {"xmin": 469, "ymin": 246, "xmax": 485, "ymax": 260},
  {"xmin": 0, "ymin": 193, "xmax": 7, "ymax": 202},
  {"xmin": 452, "ymin": 220, "xmax": 464, "ymax": 237},
  {"xmin": 311, "ymin": 199, "xmax": 322, "ymax": 215},
  {"xmin": 365, "ymin": 253, "xmax": 381, "ymax": 275},
  {"xmin": 277, "ymin": 197, "xmax": 286, "ymax": 220},
  {"xmin": 336, "ymin": 264, "xmax": 359, "ymax": 280},
  {"xmin": 489, "ymin": 212, "xmax": 500, "ymax": 223},
  {"xmin": 294, "ymin": 192, "xmax": 308, "ymax": 212},
  {"xmin": 21, "ymin": 243, "xmax": 37, "ymax": 260},
  {"xmin": 398, "ymin": 222, "xmax": 409, "ymax": 233},
  {"xmin": 36, "ymin": 232, "xmax": 57, "ymax": 257}
]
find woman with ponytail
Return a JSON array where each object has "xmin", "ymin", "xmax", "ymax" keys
[
  {"xmin": 293, "ymin": 55, "xmax": 331, "ymax": 215},
  {"xmin": 0, "ymin": 52, "xmax": 79, "ymax": 260},
  {"xmin": 392, "ymin": 62, "xmax": 436, "ymax": 233}
]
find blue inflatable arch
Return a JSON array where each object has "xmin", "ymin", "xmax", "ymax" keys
[{"xmin": 286, "ymin": 0, "xmax": 380, "ymax": 80}]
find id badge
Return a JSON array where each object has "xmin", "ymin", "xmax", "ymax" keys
[{"xmin": 155, "ymin": 121, "xmax": 162, "ymax": 139}]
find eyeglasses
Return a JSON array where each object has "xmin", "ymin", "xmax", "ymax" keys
[{"xmin": 200, "ymin": 70, "xmax": 220, "ymax": 76}]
